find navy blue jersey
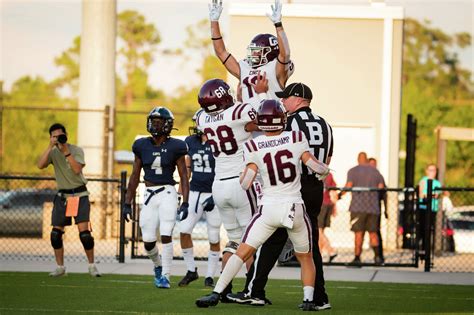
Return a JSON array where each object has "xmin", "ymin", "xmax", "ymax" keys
[
  {"xmin": 132, "ymin": 137, "xmax": 188, "ymax": 185},
  {"xmin": 185, "ymin": 135, "xmax": 215, "ymax": 193}
]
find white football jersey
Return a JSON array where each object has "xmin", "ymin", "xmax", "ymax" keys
[
  {"xmin": 196, "ymin": 103, "xmax": 256, "ymax": 180},
  {"xmin": 243, "ymin": 131, "xmax": 309, "ymax": 205},
  {"xmin": 239, "ymin": 58, "xmax": 295, "ymax": 108}
]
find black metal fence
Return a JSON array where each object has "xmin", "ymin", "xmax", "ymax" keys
[
  {"xmin": 0, "ymin": 175, "xmax": 122, "ymax": 263},
  {"xmin": 1, "ymin": 174, "xmax": 473, "ymax": 272}
]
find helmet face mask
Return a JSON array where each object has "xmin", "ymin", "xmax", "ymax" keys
[
  {"xmin": 198, "ymin": 79, "xmax": 234, "ymax": 115},
  {"xmin": 147, "ymin": 107, "xmax": 174, "ymax": 137},
  {"xmin": 247, "ymin": 34, "xmax": 279, "ymax": 68},
  {"xmin": 257, "ymin": 99, "xmax": 287, "ymax": 131},
  {"xmin": 189, "ymin": 109, "xmax": 204, "ymax": 136}
]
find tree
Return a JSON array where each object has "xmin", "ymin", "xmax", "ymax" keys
[
  {"xmin": 400, "ymin": 18, "xmax": 473, "ymax": 186},
  {"xmin": 117, "ymin": 10, "xmax": 161, "ymax": 107},
  {"xmin": 53, "ymin": 36, "xmax": 81, "ymax": 99}
]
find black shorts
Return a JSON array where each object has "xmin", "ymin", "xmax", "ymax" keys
[
  {"xmin": 318, "ymin": 204, "xmax": 333, "ymax": 228},
  {"xmin": 350, "ymin": 212, "xmax": 379, "ymax": 232},
  {"xmin": 52, "ymin": 195, "xmax": 90, "ymax": 227}
]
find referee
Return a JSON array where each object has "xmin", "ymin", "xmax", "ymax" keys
[{"xmin": 228, "ymin": 83, "xmax": 333, "ymax": 310}]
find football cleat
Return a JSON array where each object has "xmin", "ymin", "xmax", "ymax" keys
[
  {"xmin": 226, "ymin": 292, "xmax": 266, "ymax": 306},
  {"xmin": 178, "ymin": 268, "xmax": 199, "ymax": 287},
  {"xmin": 49, "ymin": 266, "xmax": 66, "ymax": 277},
  {"xmin": 196, "ymin": 292, "xmax": 220, "ymax": 308},
  {"xmin": 298, "ymin": 301, "xmax": 332, "ymax": 311},
  {"xmin": 301, "ymin": 300, "xmax": 317, "ymax": 311},
  {"xmin": 204, "ymin": 277, "xmax": 215, "ymax": 288},
  {"xmin": 88, "ymin": 265, "xmax": 101, "ymax": 277},
  {"xmin": 157, "ymin": 275, "xmax": 170, "ymax": 289},
  {"xmin": 153, "ymin": 266, "xmax": 162, "ymax": 287}
]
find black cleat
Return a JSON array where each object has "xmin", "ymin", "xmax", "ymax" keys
[
  {"xmin": 301, "ymin": 300, "xmax": 317, "ymax": 311},
  {"xmin": 349, "ymin": 256, "xmax": 362, "ymax": 267},
  {"xmin": 204, "ymin": 277, "xmax": 215, "ymax": 288},
  {"xmin": 178, "ymin": 268, "xmax": 199, "ymax": 287},
  {"xmin": 226, "ymin": 292, "xmax": 268, "ymax": 306},
  {"xmin": 196, "ymin": 292, "xmax": 220, "ymax": 308}
]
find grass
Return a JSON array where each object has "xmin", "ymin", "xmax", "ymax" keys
[{"xmin": 0, "ymin": 272, "xmax": 473, "ymax": 314}]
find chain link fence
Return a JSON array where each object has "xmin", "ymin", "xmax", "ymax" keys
[{"xmin": 0, "ymin": 175, "xmax": 121, "ymax": 263}]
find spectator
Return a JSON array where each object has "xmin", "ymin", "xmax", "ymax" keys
[
  {"xmin": 37, "ymin": 123, "xmax": 100, "ymax": 277},
  {"xmin": 345, "ymin": 152, "xmax": 385, "ymax": 266},
  {"xmin": 318, "ymin": 172, "xmax": 338, "ymax": 262},
  {"xmin": 417, "ymin": 163, "xmax": 442, "ymax": 253},
  {"xmin": 368, "ymin": 157, "xmax": 387, "ymax": 264}
]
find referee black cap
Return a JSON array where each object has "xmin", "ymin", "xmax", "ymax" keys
[{"xmin": 275, "ymin": 83, "xmax": 313, "ymax": 100}]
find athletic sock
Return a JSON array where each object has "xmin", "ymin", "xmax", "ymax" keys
[
  {"xmin": 303, "ymin": 286, "xmax": 314, "ymax": 301},
  {"xmin": 214, "ymin": 255, "xmax": 243, "ymax": 294},
  {"xmin": 206, "ymin": 250, "xmax": 220, "ymax": 278},
  {"xmin": 145, "ymin": 245, "xmax": 162, "ymax": 267},
  {"xmin": 161, "ymin": 242, "xmax": 173, "ymax": 277},
  {"xmin": 182, "ymin": 247, "xmax": 196, "ymax": 272}
]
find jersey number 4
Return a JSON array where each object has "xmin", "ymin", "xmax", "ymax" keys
[
  {"xmin": 263, "ymin": 150, "xmax": 296, "ymax": 186},
  {"xmin": 151, "ymin": 156, "xmax": 162, "ymax": 174}
]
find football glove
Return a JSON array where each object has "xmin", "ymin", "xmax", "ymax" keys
[
  {"xmin": 266, "ymin": 0, "xmax": 282, "ymax": 24},
  {"xmin": 202, "ymin": 196, "xmax": 215, "ymax": 212},
  {"xmin": 178, "ymin": 202, "xmax": 189, "ymax": 221},
  {"xmin": 209, "ymin": 0, "xmax": 223, "ymax": 22},
  {"xmin": 122, "ymin": 203, "xmax": 132, "ymax": 222}
]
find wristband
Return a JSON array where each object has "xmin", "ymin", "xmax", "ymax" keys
[
  {"xmin": 211, "ymin": 36, "xmax": 222, "ymax": 41},
  {"xmin": 223, "ymin": 53, "xmax": 232, "ymax": 65},
  {"xmin": 257, "ymin": 92, "xmax": 268, "ymax": 100},
  {"xmin": 64, "ymin": 153, "xmax": 71, "ymax": 158},
  {"xmin": 274, "ymin": 22, "xmax": 282, "ymax": 28}
]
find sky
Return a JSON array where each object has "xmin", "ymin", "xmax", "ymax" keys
[{"xmin": 1, "ymin": 0, "xmax": 473, "ymax": 94}]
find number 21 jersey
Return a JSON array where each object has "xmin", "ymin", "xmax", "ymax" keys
[{"xmin": 196, "ymin": 103, "xmax": 256, "ymax": 180}]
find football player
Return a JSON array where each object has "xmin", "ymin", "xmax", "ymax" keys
[
  {"xmin": 122, "ymin": 107, "xmax": 189, "ymax": 289},
  {"xmin": 208, "ymin": 0, "xmax": 294, "ymax": 105},
  {"xmin": 178, "ymin": 110, "xmax": 222, "ymax": 288},
  {"xmin": 195, "ymin": 78, "xmax": 265, "ymax": 301},
  {"xmin": 196, "ymin": 100, "xmax": 330, "ymax": 310}
]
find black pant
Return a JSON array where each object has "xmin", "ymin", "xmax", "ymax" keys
[{"xmin": 242, "ymin": 177, "xmax": 329, "ymax": 305}]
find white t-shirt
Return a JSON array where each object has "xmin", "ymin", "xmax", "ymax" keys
[
  {"xmin": 239, "ymin": 59, "xmax": 295, "ymax": 108},
  {"xmin": 196, "ymin": 103, "xmax": 256, "ymax": 180},
  {"xmin": 243, "ymin": 130, "xmax": 309, "ymax": 205}
]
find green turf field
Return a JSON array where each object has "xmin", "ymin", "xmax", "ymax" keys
[{"xmin": 0, "ymin": 272, "xmax": 472, "ymax": 314}]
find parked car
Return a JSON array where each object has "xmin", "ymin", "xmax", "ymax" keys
[
  {"xmin": 447, "ymin": 210, "xmax": 474, "ymax": 253},
  {"xmin": 0, "ymin": 189, "xmax": 56, "ymax": 236}
]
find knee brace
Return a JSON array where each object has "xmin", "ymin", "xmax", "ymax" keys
[
  {"xmin": 50, "ymin": 228, "xmax": 63, "ymax": 249},
  {"xmin": 223, "ymin": 241, "xmax": 239, "ymax": 255},
  {"xmin": 144, "ymin": 241, "xmax": 156, "ymax": 251},
  {"xmin": 79, "ymin": 230, "xmax": 94, "ymax": 250}
]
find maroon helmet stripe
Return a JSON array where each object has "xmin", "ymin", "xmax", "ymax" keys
[
  {"xmin": 232, "ymin": 104, "xmax": 243, "ymax": 120},
  {"xmin": 250, "ymin": 139, "xmax": 258, "ymax": 151},
  {"xmin": 237, "ymin": 103, "xmax": 247, "ymax": 119}
]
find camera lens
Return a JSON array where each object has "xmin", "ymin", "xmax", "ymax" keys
[{"xmin": 58, "ymin": 134, "xmax": 67, "ymax": 144}]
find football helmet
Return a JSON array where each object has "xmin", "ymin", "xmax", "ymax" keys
[
  {"xmin": 198, "ymin": 79, "xmax": 234, "ymax": 115},
  {"xmin": 189, "ymin": 109, "xmax": 204, "ymax": 136},
  {"xmin": 257, "ymin": 99, "xmax": 286, "ymax": 131},
  {"xmin": 147, "ymin": 107, "xmax": 174, "ymax": 137},
  {"xmin": 247, "ymin": 34, "xmax": 279, "ymax": 68}
]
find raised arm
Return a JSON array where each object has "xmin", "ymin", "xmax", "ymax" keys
[
  {"xmin": 209, "ymin": 0, "xmax": 240, "ymax": 78},
  {"xmin": 267, "ymin": 0, "xmax": 292, "ymax": 87}
]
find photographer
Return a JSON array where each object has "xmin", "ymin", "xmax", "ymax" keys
[{"xmin": 37, "ymin": 123, "xmax": 100, "ymax": 277}]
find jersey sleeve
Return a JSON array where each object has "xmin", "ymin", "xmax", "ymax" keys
[
  {"xmin": 327, "ymin": 123, "xmax": 334, "ymax": 157},
  {"xmin": 73, "ymin": 146, "xmax": 85, "ymax": 165},
  {"xmin": 175, "ymin": 140, "xmax": 188, "ymax": 158},
  {"xmin": 184, "ymin": 137, "xmax": 192, "ymax": 157},
  {"xmin": 291, "ymin": 131, "xmax": 310, "ymax": 157},
  {"xmin": 243, "ymin": 140, "xmax": 258, "ymax": 166},
  {"xmin": 132, "ymin": 139, "xmax": 142, "ymax": 160},
  {"xmin": 238, "ymin": 103, "xmax": 257, "ymax": 124}
]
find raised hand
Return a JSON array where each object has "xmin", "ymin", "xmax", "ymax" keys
[
  {"xmin": 208, "ymin": 0, "xmax": 223, "ymax": 22},
  {"xmin": 266, "ymin": 0, "xmax": 282, "ymax": 24},
  {"xmin": 250, "ymin": 72, "xmax": 269, "ymax": 95}
]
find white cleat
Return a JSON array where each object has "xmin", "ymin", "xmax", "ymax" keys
[
  {"xmin": 49, "ymin": 266, "xmax": 66, "ymax": 277},
  {"xmin": 88, "ymin": 265, "xmax": 102, "ymax": 277}
]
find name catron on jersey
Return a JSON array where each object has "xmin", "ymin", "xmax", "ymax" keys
[
  {"xmin": 196, "ymin": 103, "xmax": 256, "ymax": 180},
  {"xmin": 243, "ymin": 130, "xmax": 309, "ymax": 205}
]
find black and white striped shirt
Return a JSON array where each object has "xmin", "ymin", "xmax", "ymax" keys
[{"xmin": 285, "ymin": 107, "xmax": 333, "ymax": 176}]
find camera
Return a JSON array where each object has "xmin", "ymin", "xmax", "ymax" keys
[{"xmin": 57, "ymin": 134, "xmax": 68, "ymax": 144}]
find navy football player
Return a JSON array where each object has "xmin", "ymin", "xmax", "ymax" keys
[
  {"xmin": 178, "ymin": 110, "xmax": 222, "ymax": 288},
  {"xmin": 208, "ymin": 0, "xmax": 294, "ymax": 106},
  {"xmin": 122, "ymin": 107, "xmax": 189, "ymax": 289}
]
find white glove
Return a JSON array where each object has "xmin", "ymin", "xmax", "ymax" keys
[
  {"xmin": 266, "ymin": 0, "xmax": 282, "ymax": 24},
  {"xmin": 209, "ymin": 0, "xmax": 223, "ymax": 22}
]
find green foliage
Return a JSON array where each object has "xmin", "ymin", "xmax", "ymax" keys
[
  {"xmin": 52, "ymin": 36, "xmax": 81, "ymax": 98},
  {"xmin": 401, "ymin": 18, "xmax": 473, "ymax": 187}
]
